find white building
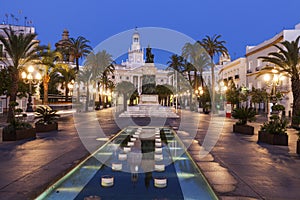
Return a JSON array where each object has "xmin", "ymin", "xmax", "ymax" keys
[
  {"xmin": 245, "ymin": 23, "xmax": 300, "ymax": 115},
  {"xmin": 109, "ymin": 31, "xmax": 175, "ymax": 94},
  {"xmin": 218, "ymin": 57, "xmax": 247, "ymax": 88}
]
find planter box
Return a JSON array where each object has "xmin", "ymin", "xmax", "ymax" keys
[
  {"xmin": 258, "ymin": 131, "xmax": 288, "ymax": 146},
  {"xmin": 297, "ymin": 140, "xmax": 300, "ymax": 154},
  {"xmin": 233, "ymin": 124, "xmax": 254, "ymax": 135},
  {"xmin": 35, "ymin": 123, "xmax": 58, "ymax": 132},
  {"xmin": 3, "ymin": 127, "xmax": 36, "ymax": 141}
]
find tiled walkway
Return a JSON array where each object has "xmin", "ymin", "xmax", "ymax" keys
[{"xmin": 0, "ymin": 108, "xmax": 299, "ymax": 199}]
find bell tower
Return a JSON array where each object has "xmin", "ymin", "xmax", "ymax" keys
[{"xmin": 127, "ymin": 29, "xmax": 144, "ymax": 67}]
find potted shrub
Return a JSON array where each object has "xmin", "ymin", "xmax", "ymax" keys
[
  {"xmin": 2, "ymin": 102, "xmax": 36, "ymax": 141},
  {"xmin": 34, "ymin": 106, "xmax": 60, "ymax": 132},
  {"xmin": 258, "ymin": 115, "xmax": 288, "ymax": 146},
  {"xmin": 232, "ymin": 107, "xmax": 256, "ymax": 135}
]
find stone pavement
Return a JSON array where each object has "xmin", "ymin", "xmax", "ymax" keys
[
  {"xmin": 177, "ymin": 110, "xmax": 300, "ymax": 200},
  {"xmin": 0, "ymin": 108, "xmax": 300, "ymax": 199}
]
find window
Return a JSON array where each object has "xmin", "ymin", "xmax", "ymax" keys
[
  {"xmin": 126, "ymin": 76, "xmax": 129, "ymax": 80},
  {"xmin": 257, "ymin": 59, "xmax": 261, "ymax": 67},
  {"xmin": 248, "ymin": 61, "xmax": 253, "ymax": 70},
  {"xmin": 134, "ymin": 37, "xmax": 138, "ymax": 42},
  {"xmin": 0, "ymin": 44, "xmax": 3, "ymax": 57},
  {"xmin": 112, "ymin": 75, "xmax": 115, "ymax": 79}
]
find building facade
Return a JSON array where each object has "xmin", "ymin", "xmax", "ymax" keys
[
  {"xmin": 218, "ymin": 57, "xmax": 247, "ymax": 88},
  {"xmin": 109, "ymin": 31, "xmax": 175, "ymax": 95},
  {"xmin": 245, "ymin": 24, "xmax": 300, "ymax": 115}
]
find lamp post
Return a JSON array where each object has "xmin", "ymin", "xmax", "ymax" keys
[
  {"xmin": 67, "ymin": 80, "xmax": 75, "ymax": 97},
  {"xmin": 195, "ymin": 86, "xmax": 204, "ymax": 109},
  {"xmin": 215, "ymin": 81, "xmax": 227, "ymax": 111},
  {"xmin": 263, "ymin": 69, "xmax": 284, "ymax": 114},
  {"xmin": 21, "ymin": 65, "xmax": 41, "ymax": 112}
]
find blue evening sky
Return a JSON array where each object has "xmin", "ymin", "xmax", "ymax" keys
[{"xmin": 1, "ymin": 0, "xmax": 300, "ymax": 65}]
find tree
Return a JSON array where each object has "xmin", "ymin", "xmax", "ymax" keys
[
  {"xmin": 258, "ymin": 36, "xmax": 300, "ymax": 126},
  {"xmin": 199, "ymin": 35, "xmax": 228, "ymax": 113},
  {"xmin": 0, "ymin": 27, "xmax": 45, "ymax": 123},
  {"xmin": 167, "ymin": 54, "xmax": 185, "ymax": 73},
  {"xmin": 85, "ymin": 50, "xmax": 114, "ymax": 105},
  {"xmin": 225, "ymin": 82, "xmax": 239, "ymax": 108},
  {"xmin": 115, "ymin": 81, "xmax": 136, "ymax": 111},
  {"xmin": 68, "ymin": 36, "xmax": 92, "ymax": 72},
  {"xmin": 156, "ymin": 84, "xmax": 173, "ymax": 106},
  {"xmin": 54, "ymin": 65, "xmax": 76, "ymax": 101},
  {"xmin": 250, "ymin": 87, "xmax": 268, "ymax": 111},
  {"xmin": 182, "ymin": 42, "xmax": 210, "ymax": 90},
  {"xmin": 78, "ymin": 69, "xmax": 92, "ymax": 111},
  {"xmin": 167, "ymin": 54, "xmax": 185, "ymax": 97},
  {"xmin": 36, "ymin": 44, "xmax": 62, "ymax": 105}
]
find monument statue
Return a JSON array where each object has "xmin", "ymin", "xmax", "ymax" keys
[{"xmin": 145, "ymin": 45, "xmax": 154, "ymax": 63}]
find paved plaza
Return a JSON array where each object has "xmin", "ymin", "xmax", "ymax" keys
[{"xmin": 0, "ymin": 108, "xmax": 299, "ymax": 199}]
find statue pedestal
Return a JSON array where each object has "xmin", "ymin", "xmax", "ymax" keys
[
  {"xmin": 119, "ymin": 94, "xmax": 178, "ymax": 118},
  {"xmin": 140, "ymin": 95, "xmax": 159, "ymax": 105}
]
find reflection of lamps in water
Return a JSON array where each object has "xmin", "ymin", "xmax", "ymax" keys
[{"xmin": 131, "ymin": 165, "xmax": 139, "ymax": 183}]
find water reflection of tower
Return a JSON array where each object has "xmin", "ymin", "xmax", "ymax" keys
[
  {"xmin": 145, "ymin": 171, "xmax": 153, "ymax": 189},
  {"xmin": 128, "ymin": 139, "xmax": 142, "ymax": 186}
]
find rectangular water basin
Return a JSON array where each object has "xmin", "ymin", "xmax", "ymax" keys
[{"xmin": 35, "ymin": 126, "xmax": 217, "ymax": 200}]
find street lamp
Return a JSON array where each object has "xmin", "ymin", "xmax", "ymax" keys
[
  {"xmin": 263, "ymin": 70, "xmax": 284, "ymax": 114},
  {"xmin": 215, "ymin": 81, "xmax": 227, "ymax": 110},
  {"xmin": 195, "ymin": 86, "xmax": 204, "ymax": 108},
  {"xmin": 21, "ymin": 65, "xmax": 41, "ymax": 112},
  {"xmin": 263, "ymin": 71, "xmax": 284, "ymax": 104},
  {"xmin": 67, "ymin": 80, "xmax": 75, "ymax": 96}
]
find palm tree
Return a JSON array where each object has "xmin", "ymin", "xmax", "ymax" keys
[
  {"xmin": 85, "ymin": 50, "xmax": 115, "ymax": 105},
  {"xmin": 68, "ymin": 36, "xmax": 92, "ymax": 72},
  {"xmin": 36, "ymin": 44, "xmax": 62, "ymax": 105},
  {"xmin": 258, "ymin": 36, "xmax": 300, "ymax": 125},
  {"xmin": 167, "ymin": 54, "xmax": 185, "ymax": 97},
  {"xmin": 54, "ymin": 65, "xmax": 76, "ymax": 101},
  {"xmin": 167, "ymin": 54, "xmax": 185, "ymax": 73},
  {"xmin": 199, "ymin": 34, "xmax": 228, "ymax": 113},
  {"xmin": 78, "ymin": 69, "xmax": 92, "ymax": 111},
  {"xmin": 0, "ymin": 27, "xmax": 44, "ymax": 123},
  {"xmin": 182, "ymin": 42, "xmax": 210, "ymax": 89}
]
